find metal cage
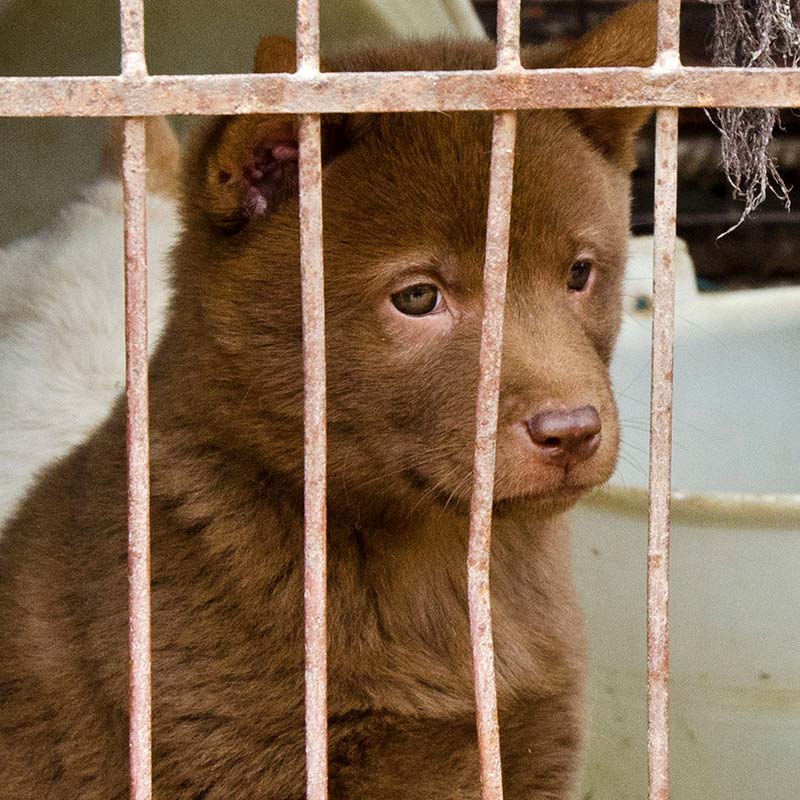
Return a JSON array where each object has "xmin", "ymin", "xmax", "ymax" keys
[{"xmin": 1, "ymin": 1, "xmax": 797, "ymax": 797}]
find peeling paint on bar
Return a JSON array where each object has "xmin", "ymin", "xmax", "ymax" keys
[
  {"xmin": 122, "ymin": 114, "xmax": 152, "ymax": 800},
  {"xmin": 296, "ymin": 0, "xmax": 320, "ymax": 73},
  {"xmin": 296, "ymin": 4, "xmax": 328, "ymax": 798},
  {"xmin": 299, "ymin": 113, "xmax": 328, "ymax": 800},
  {"xmin": 647, "ymin": 106, "xmax": 679, "ymax": 800},
  {"xmin": 1, "ymin": 67, "xmax": 800, "ymax": 117},
  {"xmin": 468, "ymin": 109, "xmax": 518, "ymax": 800},
  {"xmin": 656, "ymin": 0, "xmax": 682, "ymax": 67},
  {"xmin": 120, "ymin": 0, "xmax": 147, "ymax": 76},
  {"xmin": 120, "ymin": 4, "xmax": 151, "ymax": 799},
  {"xmin": 466, "ymin": 6, "xmax": 521, "ymax": 798},
  {"xmin": 648, "ymin": 2, "xmax": 680, "ymax": 794},
  {"xmin": 495, "ymin": 0, "xmax": 521, "ymax": 69}
]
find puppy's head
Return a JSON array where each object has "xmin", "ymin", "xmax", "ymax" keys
[{"xmin": 174, "ymin": 2, "xmax": 656, "ymax": 520}]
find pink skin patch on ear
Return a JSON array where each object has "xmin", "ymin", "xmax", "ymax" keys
[{"xmin": 240, "ymin": 141, "xmax": 300, "ymax": 220}]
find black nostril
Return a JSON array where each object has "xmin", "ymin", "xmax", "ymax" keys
[{"xmin": 526, "ymin": 405, "xmax": 602, "ymax": 467}]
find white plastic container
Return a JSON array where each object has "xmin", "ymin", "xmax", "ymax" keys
[{"xmin": 573, "ymin": 237, "xmax": 800, "ymax": 799}]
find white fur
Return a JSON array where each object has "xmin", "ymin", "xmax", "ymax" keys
[{"xmin": 0, "ymin": 179, "xmax": 179, "ymax": 523}]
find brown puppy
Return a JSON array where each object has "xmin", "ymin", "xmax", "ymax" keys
[{"xmin": 0, "ymin": 4, "xmax": 656, "ymax": 798}]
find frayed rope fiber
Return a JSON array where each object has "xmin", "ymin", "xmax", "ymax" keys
[{"xmin": 710, "ymin": 0, "xmax": 800, "ymax": 228}]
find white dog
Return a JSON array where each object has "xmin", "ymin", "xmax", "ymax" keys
[{"xmin": 0, "ymin": 119, "xmax": 181, "ymax": 523}]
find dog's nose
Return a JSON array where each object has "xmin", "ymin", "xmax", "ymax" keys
[{"xmin": 526, "ymin": 405, "xmax": 602, "ymax": 468}]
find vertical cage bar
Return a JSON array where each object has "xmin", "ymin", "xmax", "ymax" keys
[
  {"xmin": 298, "ymin": 113, "xmax": 328, "ymax": 800},
  {"xmin": 495, "ymin": 0, "xmax": 521, "ymax": 69},
  {"xmin": 296, "ymin": 4, "xmax": 327, "ymax": 800},
  {"xmin": 468, "ymin": 5, "xmax": 520, "ymax": 798},
  {"xmin": 120, "ymin": 3, "xmax": 151, "ymax": 799},
  {"xmin": 647, "ymin": 106, "xmax": 679, "ymax": 800},
  {"xmin": 120, "ymin": 0, "xmax": 147, "ymax": 76},
  {"xmin": 468, "ymin": 110, "xmax": 517, "ymax": 800},
  {"xmin": 649, "ymin": 0, "xmax": 680, "ymax": 793},
  {"xmin": 296, "ymin": 0, "xmax": 320, "ymax": 72},
  {"xmin": 656, "ymin": 0, "xmax": 682, "ymax": 66},
  {"xmin": 123, "ymin": 114, "xmax": 152, "ymax": 800}
]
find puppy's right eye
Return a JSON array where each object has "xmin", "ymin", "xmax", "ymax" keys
[
  {"xmin": 391, "ymin": 284, "xmax": 441, "ymax": 316},
  {"xmin": 567, "ymin": 260, "xmax": 593, "ymax": 292}
]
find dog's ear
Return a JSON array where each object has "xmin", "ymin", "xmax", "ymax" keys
[
  {"xmin": 188, "ymin": 109, "xmax": 301, "ymax": 231},
  {"xmin": 185, "ymin": 36, "xmax": 368, "ymax": 231},
  {"xmin": 252, "ymin": 35, "xmax": 297, "ymax": 74},
  {"xmin": 553, "ymin": 1, "xmax": 658, "ymax": 170}
]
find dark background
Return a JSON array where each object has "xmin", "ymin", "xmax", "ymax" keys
[{"xmin": 473, "ymin": 0, "xmax": 800, "ymax": 290}]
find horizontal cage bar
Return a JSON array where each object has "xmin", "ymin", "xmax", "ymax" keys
[{"xmin": 0, "ymin": 67, "xmax": 799, "ymax": 117}]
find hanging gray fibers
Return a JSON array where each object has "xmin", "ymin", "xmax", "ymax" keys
[{"xmin": 710, "ymin": 0, "xmax": 800, "ymax": 228}]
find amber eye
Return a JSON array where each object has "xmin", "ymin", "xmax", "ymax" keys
[
  {"xmin": 391, "ymin": 284, "xmax": 441, "ymax": 316},
  {"xmin": 567, "ymin": 260, "xmax": 593, "ymax": 292}
]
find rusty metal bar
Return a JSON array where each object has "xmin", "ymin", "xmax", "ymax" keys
[
  {"xmin": 122, "ymin": 114, "xmax": 152, "ymax": 800},
  {"xmin": 467, "ymin": 7, "xmax": 522, "ymax": 795},
  {"xmin": 2, "ymin": 67, "xmax": 800, "ymax": 117},
  {"xmin": 299, "ymin": 114, "xmax": 328, "ymax": 800},
  {"xmin": 299, "ymin": 112, "xmax": 328, "ymax": 800},
  {"xmin": 655, "ymin": 0, "xmax": 682, "ymax": 67},
  {"xmin": 495, "ymin": 0, "xmax": 521, "ymax": 69},
  {"xmin": 647, "ymin": 106, "xmax": 679, "ymax": 800},
  {"xmin": 468, "ymin": 109, "xmax": 517, "ymax": 800},
  {"xmin": 119, "ymin": 4, "xmax": 151, "ymax": 799},
  {"xmin": 120, "ymin": 0, "xmax": 147, "ymax": 77},
  {"xmin": 296, "ymin": 4, "xmax": 328, "ymax": 800},
  {"xmin": 646, "ymin": 0, "xmax": 681, "ymax": 792},
  {"xmin": 299, "ymin": 117, "xmax": 328, "ymax": 800},
  {"xmin": 296, "ymin": 0, "xmax": 320, "ymax": 73}
]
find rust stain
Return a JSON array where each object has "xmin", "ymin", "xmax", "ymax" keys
[
  {"xmin": 495, "ymin": 0, "xmax": 522, "ymax": 71},
  {"xmin": 655, "ymin": 0, "xmax": 682, "ymax": 68},
  {"xmin": 119, "ymin": 4, "xmax": 153, "ymax": 800},
  {"xmin": 299, "ymin": 111, "xmax": 329, "ymax": 800},
  {"xmin": 296, "ymin": 0, "xmax": 320, "ymax": 74},
  {"xmin": 1, "ymin": 68, "xmax": 800, "ymax": 117},
  {"xmin": 120, "ymin": 0, "xmax": 147, "ymax": 77},
  {"xmin": 296, "ymin": 7, "xmax": 328, "ymax": 800},
  {"xmin": 468, "ymin": 108, "xmax": 517, "ymax": 800},
  {"xmin": 646, "ymin": 107, "xmax": 678, "ymax": 800},
  {"xmin": 122, "ymin": 115, "xmax": 152, "ymax": 800}
]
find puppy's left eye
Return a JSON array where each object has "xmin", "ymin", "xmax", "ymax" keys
[
  {"xmin": 567, "ymin": 260, "xmax": 593, "ymax": 292},
  {"xmin": 391, "ymin": 284, "xmax": 442, "ymax": 316}
]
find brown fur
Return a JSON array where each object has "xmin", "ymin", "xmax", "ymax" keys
[{"xmin": 0, "ymin": 5, "xmax": 656, "ymax": 798}]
